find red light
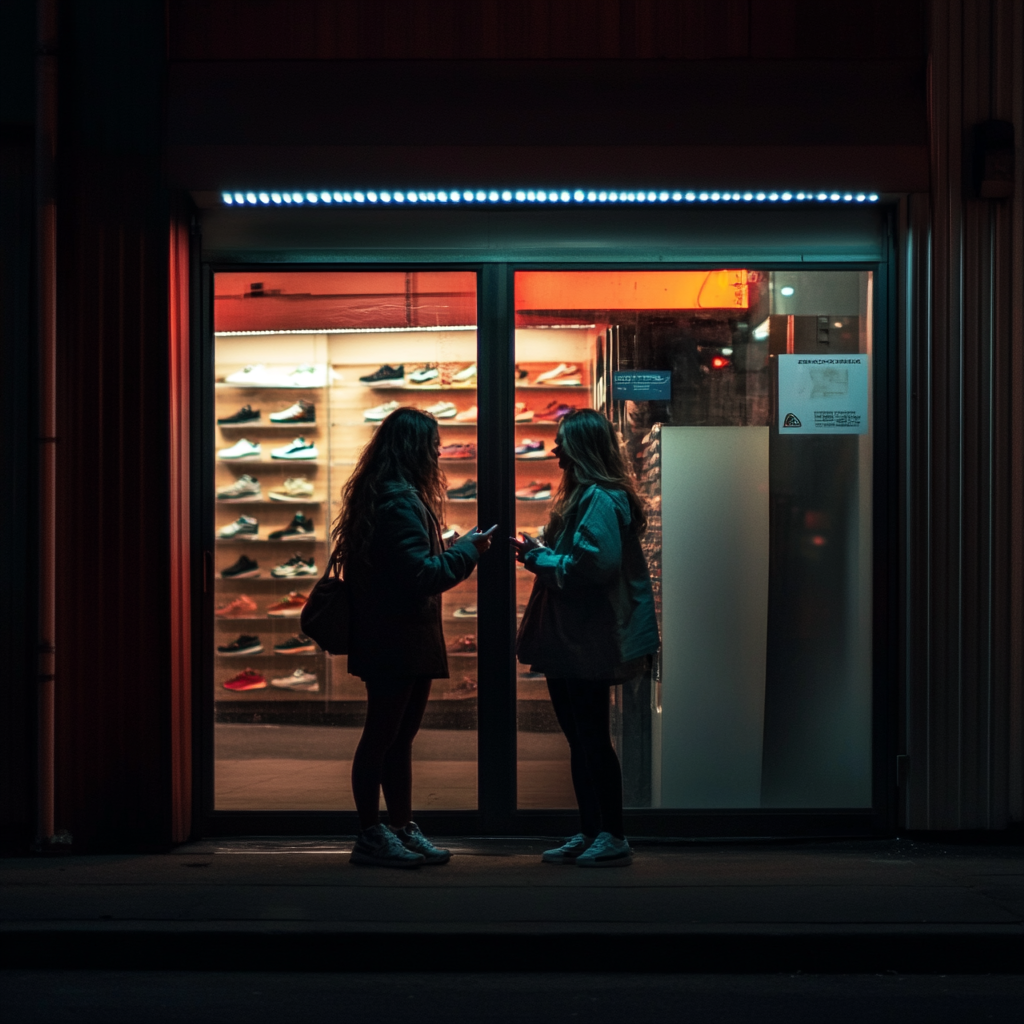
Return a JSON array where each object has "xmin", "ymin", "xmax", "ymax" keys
[{"xmin": 711, "ymin": 356, "xmax": 729, "ymax": 369}]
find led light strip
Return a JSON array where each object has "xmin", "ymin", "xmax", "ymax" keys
[{"xmin": 220, "ymin": 189, "xmax": 879, "ymax": 207}]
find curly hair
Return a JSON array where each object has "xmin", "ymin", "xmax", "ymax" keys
[
  {"xmin": 331, "ymin": 406, "xmax": 445, "ymax": 569},
  {"xmin": 546, "ymin": 408, "xmax": 647, "ymax": 545}
]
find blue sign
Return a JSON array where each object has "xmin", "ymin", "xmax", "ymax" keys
[{"xmin": 613, "ymin": 370, "xmax": 672, "ymax": 401}]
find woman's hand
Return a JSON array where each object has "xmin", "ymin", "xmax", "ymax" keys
[
  {"xmin": 510, "ymin": 532, "xmax": 540, "ymax": 563},
  {"xmin": 463, "ymin": 525, "xmax": 496, "ymax": 554}
]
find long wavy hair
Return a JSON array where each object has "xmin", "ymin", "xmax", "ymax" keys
[
  {"xmin": 546, "ymin": 408, "xmax": 647, "ymax": 545},
  {"xmin": 331, "ymin": 406, "xmax": 445, "ymax": 569}
]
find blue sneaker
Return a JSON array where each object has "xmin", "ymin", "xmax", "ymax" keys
[
  {"xmin": 396, "ymin": 822, "xmax": 451, "ymax": 865},
  {"xmin": 350, "ymin": 823, "xmax": 424, "ymax": 869},
  {"xmin": 575, "ymin": 831, "xmax": 632, "ymax": 868},
  {"xmin": 541, "ymin": 833, "xmax": 596, "ymax": 864}
]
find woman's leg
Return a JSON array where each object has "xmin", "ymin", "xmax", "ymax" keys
[
  {"xmin": 351, "ymin": 680, "xmax": 416, "ymax": 830},
  {"xmin": 380, "ymin": 677, "xmax": 432, "ymax": 830},
  {"xmin": 564, "ymin": 682, "xmax": 624, "ymax": 839},
  {"xmin": 546, "ymin": 677, "xmax": 602, "ymax": 837}
]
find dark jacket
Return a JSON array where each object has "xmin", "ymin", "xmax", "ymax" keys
[
  {"xmin": 345, "ymin": 483, "xmax": 480, "ymax": 681},
  {"xmin": 516, "ymin": 484, "xmax": 660, "ymax": 679}
]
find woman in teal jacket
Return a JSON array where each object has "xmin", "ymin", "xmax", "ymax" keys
[{"xmin": 513, "ymin": 409, "xmax": 659, "ymax": 867}]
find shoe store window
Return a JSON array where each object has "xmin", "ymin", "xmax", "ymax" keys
[
  {"xmin": 211, "ymin": 272, "xmax": 480, "ymax": 811},
  {"xmin": 513, "ymin": 270, "xmax": 875, "ymax": 810}
]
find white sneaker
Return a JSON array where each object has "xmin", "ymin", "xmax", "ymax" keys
[
  {"xmin": 270, "ymin": 668, "xmax": 319, "ymax": 691},
  {"xmin": 425, "ymin": 401, "xmax": 457, "ymax": 419},
  {"xmin": 575, "ymin": 831, "xmax": 632, "ymax": 868},
  {"xmin": 453, "ymin": 604, "xmax": 477, "ymax": 619},
  {"xmin": 218, "ymin": 438, "xmax": 261, "ymax": 460},
  {"xmin": 270, "ymin": 437, "xmax": 318, "ymax": 460},
  {"xmin": 268, "ymin": 477, "xmax": 314, "ymax": 501},
  {"xmin": 541, "ymin": 833, "xmax": 595, "ymax": 864},
  {"xmin": 218, "ymin": 515, "xmax": 259, "ymax": 539},
  {"xmin": 451, "ymin": 363, "xmax": 477, "ymax": 384},
  {"xmin": 224, "ymin": 364, "xmax": 275, "ymax": 386},
  {"xmin": 409, "ymin": 365, "xmax": 440, "ymax": 385},
  {"xmin": 217, "ymin": 474, "xmax": 261, "ymax": 501},
  {"xmin": 514, "ymin": 402, "xmax": 533, "ymax": 423},
  {"xmin": 534, "ymin": 363, "xmax": 578, "ymax": 384},
  {"xmin": 455, "ymin": 405, "xmax": 478, "ymax": 422},
  {"xmin": 364, "ymin": 400, "xmax": 400, "ymax": 422},
  {"xmin": 282, "ymin": 364, "xmax": 326, "ymax": 388}
]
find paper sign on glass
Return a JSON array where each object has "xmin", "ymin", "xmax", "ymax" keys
[
  {"xmin": 613, "ymin": 370, "xmax": 672, "ymax": 401},
  {"xmin": 777, "ymin": 354, "xmax": 869, "ymax": 434}
]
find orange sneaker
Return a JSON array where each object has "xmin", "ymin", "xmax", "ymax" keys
[
  {"xmin": 222, "ymin": 668, "xmax": 266, "ymax": 691},
  {"xmin": 266, "ymin": 591, "xmax": 308, "ymax": 618},
  {"xmin": 215, "ymin": 594, "xmax": 258, "ymax": 618}
]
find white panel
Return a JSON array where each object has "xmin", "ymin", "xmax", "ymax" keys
[{"xmin": 659, "ymin": 427, "xmax": 770, "ymax": 807}]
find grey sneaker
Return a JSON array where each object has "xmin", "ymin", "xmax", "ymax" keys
[
  {"xmin": 350, "ymin": 823, "xmax": 425, "ymax": 869},
  {"xmin": 396, "ymin": 822, "xmax": 451, "ymax": 865},
  {"xmin": 541, "ymin": 833, "xmax": 596, "ymax": 864},
  {"xmin": 575, "ymin": 831, "xmax": 632, "ymax": 868}
]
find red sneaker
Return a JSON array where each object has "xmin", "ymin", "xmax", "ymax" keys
[
  {"xmin": 222, "ymin": 668, "xmax": 266, "ymax": 691},
  {"xmin": 215, "ymin": 594, "xmax": 258, "ymax": 618},
  {"xmin": 266, "ymin": 591, "xmax": 308, "ymax": 618},
  {"xmin": 447, "ymin": 634, "xmax": 477, "ymax": 655},
  {"xmin": 439, "ymin": 442, "xmax": 477, "ymax": 460}
]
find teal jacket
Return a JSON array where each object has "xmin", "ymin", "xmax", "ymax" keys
[{"xmin": 516, "ymin": 485, "xmax": 660, "ymax": 679}]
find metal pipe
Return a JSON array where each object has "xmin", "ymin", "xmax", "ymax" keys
[{"xmin": 35, "ymin": 0, "xmax": 58, "ymax": 850}]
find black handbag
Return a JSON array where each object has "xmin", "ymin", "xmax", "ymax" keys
[{"xmin": 299, "ymin": 557, "xmax": 350, "ymax": 655}]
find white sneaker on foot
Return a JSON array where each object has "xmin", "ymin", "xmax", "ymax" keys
[
  {"xmin": 541, "ymin": 833, "xmax": 596, "ymax": 864},
  {"xmin": 575, "ymin": 831, "xmax": 632, "ymax": 867}
]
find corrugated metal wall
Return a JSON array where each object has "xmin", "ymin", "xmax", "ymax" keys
[{"xmin": 903, "ymin": 0, "xmax": 1024, "ymax": 829}]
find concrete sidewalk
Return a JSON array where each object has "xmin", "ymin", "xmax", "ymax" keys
[{"xmin": 3, "ymin": 837, "xmax": 1022, "ymax": 972}]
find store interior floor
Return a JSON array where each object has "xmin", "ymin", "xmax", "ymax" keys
[{"xmin": 215, "ymin": 724, "xmax": 575, "ymax": 810}]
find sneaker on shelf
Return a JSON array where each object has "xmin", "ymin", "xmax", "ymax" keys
[
  {"xmin": 224, "ymin": 364, "xmax": 276, "ymax": 386},
  {"xmin": 446, "ymin": 479, "xmax": 477, "ymax": 500},
  {"xmin": 217, "ymin": 634, "xmax": 263, "ymax": 657},
  {"xmin": 395, "ymin": 823, "xmax": 451, "ymax": 865},
  {"xmin": 218, "ymin": 404, "xmax": 261, "ymax": 425},
  {"xmin": 222, "ymin": 668, "xmax": 266, "ymax": 691},
  {"xmin": 424, "ymin": 400, "xmax": 457, "ymax": 419},
  {"xmin": 349, "ymin": 823, "xmax": 424, "ymax": 869},
  {"xmin": 268, "ymin": 477, "xmax": 314, "ymax": 501},
  {"xmin": 454, "ymin": 405, "xmax": 478, "ymax": 423},
  {"xmin": 409, "ymin": 364, "xmax": 440, "ymax": 385},
  {"xmin": 218, "ymin": 438, "xmax": 261, "ymax": 460},
  {"xmin": 217, "ymin": 474, "xmax": 261, "ymax": 501},
  {"xmin": 514, "ymin": 402, "xmax": 534, "ymax": 422},
  {"xmin": 514, "ymin": 364, "xmax": 529, "ymax": 383},
  {"xmin": 575, "ymin": 831, "xmax": 633, "ymax": 868},
  {"xmin": 215, "ymin": 594, "xmax": 258, "ymax": 618},
  {"xmin": 270, "ymin": 668, "xmax": 320, "ymax": 691},
  {"xmin": 534, "ymin": 363, "xmax": 579, "ymax": 385},
  {"xmin": 268, "ymin": 512, "xmax": 314, "ymax": 540},
  {"xmin": 451, "ymin": 363, "xmax": 477, "ymax": 385},
  {"xmin": 221, "ymin": 554, "xmax": 260, "ymax": 579},
  {"xmin": 282, "ymin": 364, "xmax": 326, "ymax": 388},
  {"xmin": 439, "ymin": 442, "xmax": 477, "ymax": 460},
  {"xmin": 218, "ymin": 515, "xmax": 259, "ymax": 540},
  {"xmin": 515, "ymin": 481, "xmax": 552, "ymax": 501},
  {"xmin": 273, "ymin": 633, "xmax": 317, "ymax": 655},
  {"xmin": 359, "ymin": 364, "xmax": 405, "ymax": 386},
  {"xmin": 536, "ymin": 402, "xmax": 577, "ymax": 423},
  {"xmin": 452, "ymin": 604, "xmax": 477, "ymax": 619},
  {"xmin": 441, "ymin": 525, "xmax": 464, "ymax": 545},
  {"xmin": 441, "ymin": 676, "xmax": 478, "ymax": 700},
  {"xmin": 364, "ymin": 400, "xmax": 400, "ymax": 422},
  {"xmin": 271, "ymin": 553, "xmax": 317, "ymax": 578},
  {"xmin": 514, "ymin": 439, "xmax": 551, "ymax": 460},
  {"xmin": 269, "ymin": 399, "xmax": 315, "ymax": 424},
  {"xmin": 446, "ymin": 634, "xmax": 477, "ymax": 654},
  {"xmin": 270, "ymin": 437, "xmax": 318, "ymax": 460},
  {"xmin": 541, "ymin": 833, "xmax": 596, "ymax": 865},
  {"xmin": 266, "ymin": 591, "xmax": 308, "ymax": 617}
]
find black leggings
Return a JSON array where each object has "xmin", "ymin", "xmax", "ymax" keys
[
  {"xmin": 546, "ymin": 678, "xmax": 624, "ymax": 839},
  {"xmin": 351, "ymin": 677, "xmax": 432, "ymax": 831}
]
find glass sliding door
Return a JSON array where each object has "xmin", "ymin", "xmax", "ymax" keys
[
  {"xmin": 211, "ymin": 271, "xmax": 480, "ymax": 811},
  {"xmin": 513, "ymin": 269, "xmax": 874, "ymax": 811}
]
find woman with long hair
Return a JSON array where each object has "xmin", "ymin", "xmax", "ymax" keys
[
  {"xmin": 512, "ymin": 409, "xmax": 659, "ymax": 867},
  {"xmin": 334, "ymin": 406, "xmax": 492, "ymax": 868}
]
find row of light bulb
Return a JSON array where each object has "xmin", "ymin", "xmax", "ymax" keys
[{"xmin": 221, "ymin": 189, "xmax": 880, "ymax": 207}]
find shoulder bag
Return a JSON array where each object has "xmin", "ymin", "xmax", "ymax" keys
[{"xmin": 299, "ymin": 556, "xmax": 350, "ymax": 655}]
